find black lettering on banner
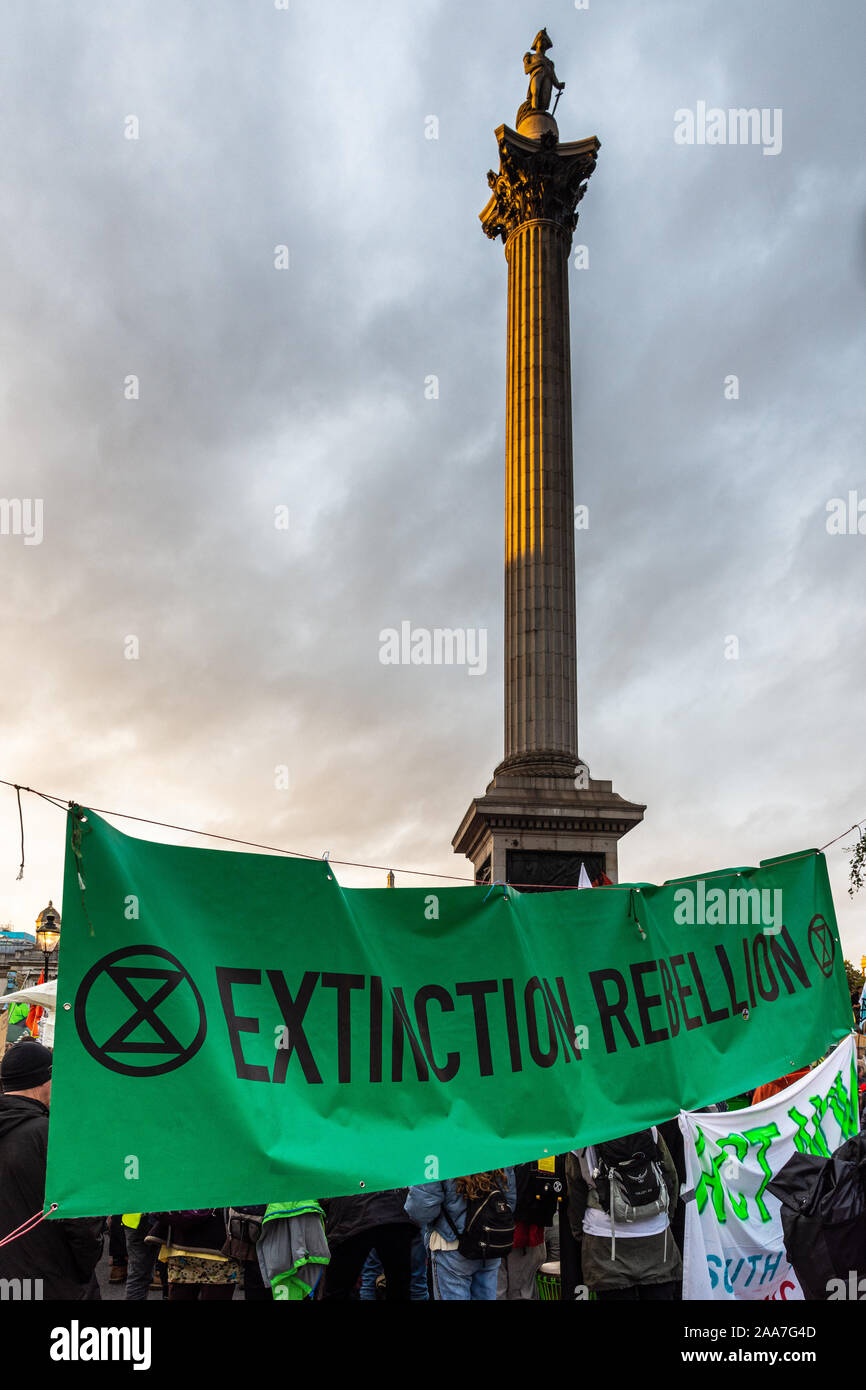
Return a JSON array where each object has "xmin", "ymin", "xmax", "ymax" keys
[
  {"xmin": 321, "ymin": 973, "xmax": 365, "ymax": 1083},
  {"xmin": 216, "ymin": 967, "xmax": 270, "ymax": 1083},
  {"xmin": 268, "ymin": 970, "xmax": 323, "ymax": 1085},
  {"xmin": 542, "ymin": 977, "xmax": 581, "ymax": 1061},
  {"xmin": 669, "ymin": 954, "xmax": 702, "ymax": 1032},
  {"xmin": 658, "ymin": 958, "xmax": 680, "ymax": 1037},
  {"xmin": 687, "ymin": 951, "xmax": 729, "ymax": 1025},
  {"xmin": 502, "ymin": 978, "xmax": 523, "ymax": 1072},
  {"xmin": 524, "ymin": 977, "xmax": 558, "ymax": 1068},
  {"xmin": 742, "ymin": 938, "xmax": 757, "ymax": 1009},
  {"xmin": 369, "ymin": 975, "xmax": 383, "ymax": 1083},
  {"xmin": 629, "ymin": 961, "xmax": 669, "ymax": 1045},
  {"xmin": 414, "ymin": 985, "xmax": 459, "ymax": 1082},
  {"xmin": 769, "ymin": 927, "xmax": 811, "ymax": 994},
  {"xmin": 751, "ymin": 935, "xmax": 779, "ymax": 1003},
  {"xmin": 455, "ymin": 980, "xmax": 498, "ymax": 1077},
  {"xmin": 715, "ymin": 944, "xmax": 748, "ymax": 1015},
  {"xmin": 391, "ymin": 987, "xmax": 429, "ymax": 1082},
  {"xmin": 590, "ymin": 968, "xmax": 640, "ymax": 1055}
]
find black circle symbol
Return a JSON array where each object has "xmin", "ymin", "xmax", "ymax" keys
[
  {"xmin": 807, "ymin": 914, "xmax": 836, "ymax": 979},
  {"xmin": 74, "ymin": 945, "xmax": 207, "ymax": 1077}
]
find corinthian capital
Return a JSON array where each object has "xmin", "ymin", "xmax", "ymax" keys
[{"xmin": 480, "ymin": 126, "xmax": 600, "ymax": 244}]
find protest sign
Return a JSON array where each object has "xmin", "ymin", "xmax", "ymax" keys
[
  {"xmin": 680, "ymin": 1036, "xmax": 858, "ymax": 1300},
  {"xmin": 46, "ymin": 808, "xmax": 852, "ymax": 1217}
]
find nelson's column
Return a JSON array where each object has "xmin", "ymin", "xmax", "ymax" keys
[{"xmin": 453, "ymin": 31, "xmax": 645, "ymax": 889}]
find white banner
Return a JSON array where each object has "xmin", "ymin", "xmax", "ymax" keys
[{"xmin": 679, "ymin": 1036, "xmax": 857, "ymax": 1301}]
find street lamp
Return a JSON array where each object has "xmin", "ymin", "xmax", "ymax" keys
[{"xmin": 35, "ymin": 901, "xmax": 61, "ymax": 980}]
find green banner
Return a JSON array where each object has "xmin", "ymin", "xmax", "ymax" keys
[{"xmin": 45, "ymin": 810, "xmax": 851, "ymax": 1218}]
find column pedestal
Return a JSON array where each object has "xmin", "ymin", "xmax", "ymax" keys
[{"xmin": 453, "ymin": 772, "xmax": 645, "ymax": 889}]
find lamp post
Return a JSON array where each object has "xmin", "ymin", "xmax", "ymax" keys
[{"xmin": 34, "ymin": 900, "xmax": 61, "ymax": 980}]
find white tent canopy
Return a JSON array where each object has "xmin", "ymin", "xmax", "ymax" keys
[
  {"xmin": 2, "ymin": 979, "xmax": 57, "ymax": 1046},
  {"xmin": 2, "ymin": 979, "xmax": 57, "ymax": 1009}
]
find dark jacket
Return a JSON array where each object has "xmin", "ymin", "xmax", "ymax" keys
[
  {"xmin": 320, "ymin": 1190, "xmax": 414, "ymax": 1247},
  {"xmin": 513, "ymin": 1162, "xmax": 555, "ymax": 1225},
  {"xmin": 405, "ymin": 1170, "xmax": 517, "ymax": 1243},
  {"xmin": 0, "ymin": 1094, "xmax": 103, "ymax": 1299}
]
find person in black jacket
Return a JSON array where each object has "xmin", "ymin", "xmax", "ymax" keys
[
  {"xmin": 321, "ymin": 1189, "xmax": 416, "ymax": 1300},
  {"xmin": 0, "ymin": 1040, "xmax": 103, "ymax": 1299},
  {"xmin": 497, "ymin": 1161, "xmax": 555, "ymax": 1300}
]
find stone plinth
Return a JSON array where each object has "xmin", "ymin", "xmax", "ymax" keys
[{"xmin": 453, "ymin": 772, "xmax": 646, "ymax": 890}]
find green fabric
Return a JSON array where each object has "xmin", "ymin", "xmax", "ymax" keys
[
  {"xmin": 724, "ymin": 1095, "xmax": 753, "ymax": 1111},
  {"xmin": 271, "ymin": 1267, "xmax": 326, "ymax": 1300},
  {"xmin": 263, "ymin": 1200, "xmax": 324, "ymax": 1225},
  {"xmin": 8, "ymin": 1002, "xmax": 29, "ymax": 1025},
  {"xmin": 45, "ymin": 810, "xmax": 852, "ymax": 1218}
]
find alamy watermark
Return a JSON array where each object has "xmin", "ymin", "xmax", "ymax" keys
[
  {"xmin": 827, "ymin": 1272, "xmax": 866, "ymax": 1300},
  {"xmin": 826, "ymin": 492, "xmax": 866, "ymax": 535},
  {"xmin": 0, "ymin": 498, "xmax": 43, "ymax": 545},
  {"xmin": 673, "ymin": 880, "xmax": 782, "ymax": 934},
  {"xmin": 0, "ymin": 1277, "xmax": 43, "ymax": 1300},
  {"xmin": 50, "ymin": 1322, "xmax": 151, "ymax": 1371},
  {"xmin": 379, "ymin": 622, "xmax": 487, "ymax": 676},
  {"xmin": 674, "ymin": 103, "xmax": 782, "ymax": 156}
]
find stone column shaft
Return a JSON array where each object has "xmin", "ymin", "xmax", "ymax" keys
[
  {"xmin": 452, "ymin": 118, "xmax": 646, "ymax": 886},
  {"xmin": 504, "ymin": 218, "xmax": 576, "ymax": 769},
  {"xmin": 480, "ymin": 126, "xmax": 599, "ymax": 779}
]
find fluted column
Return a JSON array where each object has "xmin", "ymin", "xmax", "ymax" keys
[
  {"xmin": 480, "ymin": 126, "xmax": 599, "ymax": 778},
  {"xmin": 452, "ymin": 115, "xmax": 645, "ymax": 887},
  {"xmin": 503, "ymin": 218, "xmax": 575, "ymax": 769}
]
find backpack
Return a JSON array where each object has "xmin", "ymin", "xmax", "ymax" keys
[
  {"xmin": 591, "ymin": 1130, "xmax": 670, "ymax": 1258},
  {"xmin": 514, "ymin": 1166, "xmax": 562, "ymax": 1227},
  {"xmin": 220, "ymin": 1207, "xmax": 264, "ymax": 1261},
  {"xmin": 593, "ymin": 1131, "xmax": 668, "ymax": 1222},
  {"xmin": 444, "ymin": 1184, "xmax": 515, "ymax": 1261}
]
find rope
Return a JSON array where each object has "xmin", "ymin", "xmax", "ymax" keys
[
  {"xmin": 819, "ymin": 822, "xmax": 864, "ymax": 853},
  {"xmin": 2, "ymin": 777, "xmax": 863, "ymax": 893},
  {"xmin": 14, "ymin": 785, "xmax": 24, "ymax": 880},
  {"xmin": 0, "ymin": 1204, "xmax": 58, "ymax": 1247},
  {"xmin": 0, "ymin": 778, "xmax": 476, "ymax": 884}
]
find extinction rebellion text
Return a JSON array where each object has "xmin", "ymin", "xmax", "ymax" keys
[{"xmin": 215, "ymin": 924, "xmax": 812, "ymax": 1084}]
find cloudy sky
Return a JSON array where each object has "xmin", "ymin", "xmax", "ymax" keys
[{"xmin": 0, "ymin": 0, "xmax": 864, "ymax": 960}]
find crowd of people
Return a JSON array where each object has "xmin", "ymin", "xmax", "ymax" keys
[{"xmin": 2, "ymin": 1029, "xmax": 865, "ymax": 1302}]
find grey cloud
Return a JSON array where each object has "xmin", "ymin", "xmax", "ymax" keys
[{"xmin": 0, "ymin": 0, "xmax": 863, "ymax": 949}]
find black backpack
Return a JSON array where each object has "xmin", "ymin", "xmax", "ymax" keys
[
  {"xmin": 514, "ymin": 1164, "xmax": 562, "ymax": 1227},
  {"xmin": 526, "ymin": 1170, "xmax": 562, "ymax": 1227},
  {"xmin": 445, "ymin": 1184, "xmax": 515, "ymax": 1260},
  {"xmin": 593, "ymin": 1130, "xmax": 668, "ymax": 1224}
]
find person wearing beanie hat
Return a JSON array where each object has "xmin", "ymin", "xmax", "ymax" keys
[
  {"xmin": 0, "ymin": 1038, "xmax": 53, "ymax": 1095},
  {"xmin": 0, "ymin": 1038, "xmax": 103, "ymax": 1299}
]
